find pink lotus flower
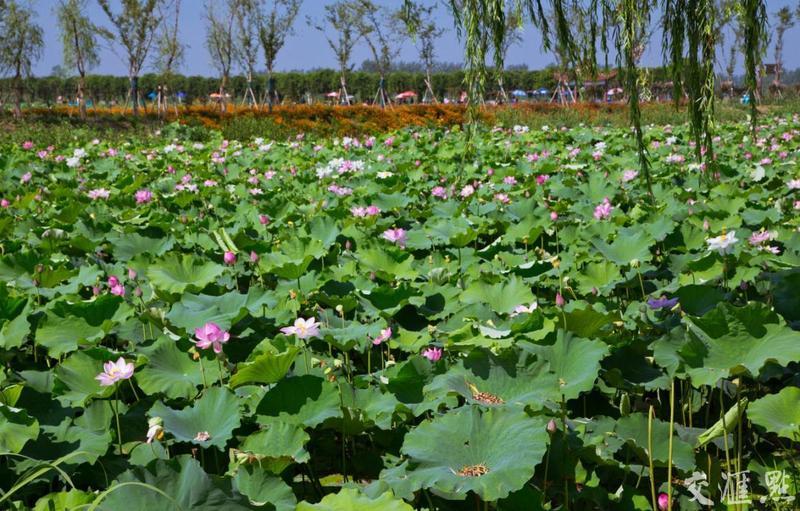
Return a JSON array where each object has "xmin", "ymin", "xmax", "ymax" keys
[
  {"xmin": 88, "ymin": 188, "xmax": 110, "ymax": 200},
  {"xmin": 382, "ymin": 228, "xmax": 407, "ymax": 248},
  {"xmin": 555, "ymin": 292, "xmax": 565, "ymax": 307},
  {"xmin": 194, "ymin": 431, "xmax": 211, "ymax": 442},
  {"xmin": 223, "ymin": 251, "xmax": 236, "ymax": 265},
  {"xmin": 95, "ymin": 357, "xmax": 135, "ymax": 386},
  {"xmin": 372, "ymin": 327, "xmax": 392, "ymax": 346},
  {"xmin": 281, "ymin": 317, "xmax": 321, "ymax": 340},
  {"xmin": 108, "ymin": 276, "xmax": 120, "ymax": 288},
  {"xmin": 622, "ymin": 170, "xmax": 638, "ymax": 182},
  {"xmin": 110, "ymin": 284, "xmax": 125, "ymax": 296},
  {"xmin": 0, "ymin": 199, "xmax": 8, "ymax": 208},
  {"xmin": 21, "ymin": 172, "xmax": 32, "ymax": 184},
  {"xmin": 536, "ymin": 174, "xmax": 549, "ymax": 185},
  {"xmin": 249, "ymin": 251, "xmax": 258, "ymax": 263},
  {"xmin": 135, "ymin": 189, "xmax": 152, "ymax": 204},
  {"xmin": 365, "ymin": 205, "xmax": 381, "ymax": 216},
  {"xmin": 422, "ymin": 347, "xmax": 442, "ymax": 362},
  {"xmin": 749, "ymin": 230, "xmax": 777, "ymax": 245},
  {"xmin": 460, "ymin": 184, "xmax": 475, "ymax": 198},
  {"xmin": 431, "ymin": 186, "xmax": 447, "ymax": 199},
  {"xmin": 494, "ymin": 193, "xmax": 510, "ymax": 204},
  {"xmin": 593, "ymin": 198, "xmax": 613, "ymax": 220},
  {"xmin": 503, "ymin": 176, "xmax": 517, "ymax": 185},
  {"xmin": 194, "ymin": 322, "xmax": 231, "ymax": 353},
  {"xmin": 550, "ymin": 211, "xmax": 558, "ymax": 221},
  {"xmin": 128, "ymin": 268, "xmax": 137, "ymax": 280},
  {"xmin": 511, "ymin": 303, "xmax": 538, "ymax": 316},
  {"xmin": 259, "ymin": 214, "xmax": 270, "ymax": 225},
  {"xmin": 22, "ymin": 141, "xmax": 33, "ymax": 150},
  {"xmin": 657, "ymin": 492, "xmax": 669, "ymax": 511}
]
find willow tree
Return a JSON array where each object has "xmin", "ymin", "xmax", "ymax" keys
[
  {"xmin": 233, "ymin": 0, "xmax": 260, "ymax": 107},
  {"xmin": 739, "ymin": 0, "xmax": 768, "ymax": 133},
  {"xmin": 618, "ymin": 0, "xmax": 654, "ymax": 201},
  {"xmin": 257, "ymin": 0, "xmax": 302, "ymax": 111},
  {"xmin": 308, "ymin": 1, "xmax": 361, "ymax": 105},
  {"xmin": 0, "ymin": 1, "xmax": 44, "ymax": 119},
  {"xmin": 397, "ymin": 1, "xmax": 445, "ymax": 103},
  {"xmin": 772, "ymin": 6, "xmax": 793, "ymax": 94},
  {"xmin": 57, "ymin": 0, "xmax": 106, "ymax": 119},
  {"xmin": 97, "ymin": 0, "xmax": 164, "ymax": 115},
  {"xmin": 153, "ymin": 0, "xmax": 183, "ymax": 116},
  {"xmin": 662, "ymin": 0, "xmax": 718, "ymax": 166},
  {"xmin": 495, "ymin": 3, "xmax": 524, "ymax": 103},
  {"xmin": 352, "ymin": 0, "xmax": 400, "ymax": 107},
  {"xmin": 205, "ymin": 0, "xmax": 236, "ymax": 112}
]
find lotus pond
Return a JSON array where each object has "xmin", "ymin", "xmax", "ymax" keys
[{"xmin": 1, "ymin": 119, "xmax": 799, "ymax": 510}]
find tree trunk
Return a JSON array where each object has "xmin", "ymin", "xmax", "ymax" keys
[
  {"xmin": 13, "ymin": 67, "xmax": 22, "ymax": 119},
  {"xmin": 131, "ymin": 75, "xmax": 139, "ymax": 115},
  {"xmin": 268, "ymin": 73, "xmax": 275, "ymax": 113},
  {"xmin": 78, "ymin": 72, "xmax": 86, "ymax": 120}
]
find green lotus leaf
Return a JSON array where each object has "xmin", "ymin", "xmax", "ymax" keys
[
  {"xmin": 233, "ymin": 465, "xmax": 296, "ymax": 510},
  {"xmin": 136, "ymin": 337, "xmax": 217, "ymax": 400},
  {"xmin": 395, "ymin": 406, "xmax": 549, "ymax": 501},
  {"xmin": 461, "ymin": 276, "xmax": 534, "ymax": 315},
  {"xmin": 33, "ymin": 490, "xmax": 94, "ymax": 511},
  {"xmin": 41, "ymin": 399, "xmax": 113, "ymax": 464},
  {"xmin": 575, "ymin": 260, "xmax": 622, "ymax": 296},
  {"xmin": 107, "ymin": 231, "xmax": 175, "ymax": 261},
  {"xmin": 614, "ymin": 413, "xmax": 696, "ymax": 471},
  {"xmin": 260, "ymin": 238, "xmax": 326, "ymax": 280},
  {"xmin": 684, "ymin": 302, "xmax": 800, "ymax": 386},
  {"xmin": 356, "ymin": 248, "xmax": 417, "ymax": 280},
  {"xmin": 0, "ymin": 294, "xmax": 30, "ymax": 349},
  {"xmin": 229, "ymin": 345, "xmax": 299, "ymax": 388},
  {"xmin": 748, "ymin": 386, "xmax": 800, "ymax": 440},
  {"xmin": 591, "ymin": 229, "xmax": 653, "ymax": 265},
  {"xmin": 0, "ymin": 403, "xmax": 39, "ymax": 453},
  {"xmin": 146, "ymin": 253, "xmax": 225, "ymax": 294},
  {"xmin": 240, "ymin": 417, "xmax": 310, "ymax": 463},
  {"xmin": 166, "ymin": 290, "xmax": 275, "ymax": 332},
  {"xmin": 150, "ymin": 386, "xmax": 240, "ymax": 450},
  {"xmin": 297, "ymin": 488, "xmax": 413, "ymax": 511},
  {"xmin": 95, "ymin": 455, "xmax": 251, "ymax": 511},
  {"xmin": 520, "ymin": 330, "xmax": 609, "ymax": 401},
  {"xmin": 256, "ymin": 375, "xmax": 342, "ymax": 427}
]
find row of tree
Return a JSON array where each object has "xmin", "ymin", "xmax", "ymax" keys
[{"xmin": 1, "ymin": 67, "xmax": 681, "ymax": 107}]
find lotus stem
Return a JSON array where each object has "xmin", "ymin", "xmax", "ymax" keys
[
  {"xmin": 667, "ymin": 378, "xmax": 675, "ymax": 511},
  {"xmin": 648, "ymin": 405, "xmax": 657, "ymax": 511},
  {"xmin": 113, "ymin": 385, "xmax": 123, "ymax": 455}
]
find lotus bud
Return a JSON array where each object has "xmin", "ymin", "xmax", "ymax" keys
[
  {"xmin": 657, "ymin": 493, "xmax": 669, "ymax": 511},
  {"xmin": 546, "ymin": 419, "xmax": 557, "ymax": 434},
  {"xmin": 335, "ymin": 304, "xmax": 344, "ymax": 314},
  {"xmin": 128, "ymin": 268, "xmax": 137, "ymax": 280},
  {"xmin": 134, "ymin": 287, "xmax": 142, "ymax": 297},
  {"xmin": 249, "ymin": 251, "xmax": 258, "ymax": 263},
  {"xmin": 223, "ymin": 251, "xmax": 236, "ymax": 265},
  {"xmin": 555, "ymin": 292, "xmax": 565, "ymax": 307},
  {"xmin": 619, "ymin": 393, "xmax": 631, "ymax": 416}
]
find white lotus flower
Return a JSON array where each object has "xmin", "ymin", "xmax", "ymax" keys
[{"xmin": 706, "ymin": 230, "xmax": 739, "ymax": 255}]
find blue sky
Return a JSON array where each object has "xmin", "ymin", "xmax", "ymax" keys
[{"xmin": 31, "ymin": 0, "xmax": 800, "ymax": 77}]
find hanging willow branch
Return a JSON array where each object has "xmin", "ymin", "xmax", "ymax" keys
[
  {"xmin": 740, "ymin": 0, "xmax": 768, "ymax": 135},
  {"xmin": 617, "ymin": 0, "xmax": 655, "ymax": 203}
]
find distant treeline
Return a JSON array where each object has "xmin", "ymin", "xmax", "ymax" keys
[{"xmin": 0, "ymin": 67, "xmax": 676, "ymax": 106}]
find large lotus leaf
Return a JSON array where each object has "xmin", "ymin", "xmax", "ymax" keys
[
  {"xmin": 136, "ymin": 337, "xmax": 215, "ymax": 400},
  {"xmin": 41, "ymin": 400, "xmax": 113, "ymax": 464},
  {"xmin": 591, "ymin": 229, "xmax": 653, "ymax": 265},
  {"xmin": 256, "ymin": 375, "xmax": 342, "ymax": 427},
  {"xmin": 259, "ymin": 238, "xmax": 325, "ymax": 280},
  {"xmin": 356, "ymin": 248, "xmax": 418, "ymax": 280},
  {"xmin": 768, "ymin": 270, "xmax": 800, "ymax": 327},
  {"xmin": 339, "ymin": 385, "xmax": 403, "ymax": 430},
  {"xmin": 748, "ymin": 386, "xmax": 800, "ymax": 440},
  {"xmin": 33, "ymin": 490, "xmax": 94, "ymax": 511},
  {"xmin": 520, "ymin": 330, "xmax": 609, "ymax": 401},
  {"xmin": 396, "ymin": 406, "xmax": 549, "ymax": 501},
  {"xmin": 0, "ymin": 285, "xmax": 30, "ymax": 348},
  {"xmin": 575, "ymin": 260, "xmax": 622, "ymax": 296},
  {"xmin": 461, "ymin": 276, "xmax": 534, "ymax": 315},
  {"xmin": 166, "ymin": 290, "xmax": 275, "ymax": 332},
  {"xmin": 240, "ymin": 417, "xmax": 310, "ymax": 463},
  {"xmin": 229, "ymin": 346, "xmax": 299, "ymax": 388},
  {"xmin": 96, "ymin": 455, "xmax": 251, "ymax": 511},
  {"xmin": 233, "ymin": 465, "xmax": 296, "ymax": 510},
  {"xmin": 149, "ymin": 386, "xmax": 240, "ymax": 450},
  {"xmin": 146, "ymin": 253, "xmax": 225, "ymax": 294},
  {"xmin": 614, "ymin": 413, "xmax": 696, "ymax": 471},
  {"xmin": 684, "ymin": 302, "xmax": 800, "ymax": 386},
  {"xmin": 424, "ymin": 349, "xmax": 556, "ymax": 410},
  {"xmin": 0, "ymin": 404, "xmax": 39, "ymax": 453},
  {"xmin": 53, "ymin": 350, "xmax": 115, "ymax": 406},
  {"xmin": 297, "ymin": 488, "xmax": 413, "ymax": 511},
  {"xmin": 106, "ymin": 231, "xmax": 175, "ymax": 261},
  {"xmin": 35, "ymin": 315, "xmax": 104, "ymax": 357}
]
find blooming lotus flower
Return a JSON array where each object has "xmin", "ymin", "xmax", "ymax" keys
[
  {"xmin": 0, "ymin": 199, "xmax": 9, "ymax": 208},
  {"xmin": 647, "ymin": 296, "xmax": 679, "ymax": 310},
  {"xmin": 460, "ymin": 185, "xmax": 475, "ymax": 198},
  {"xmin": 22, "ymin": 140, "xmax": 33, "ymax": 150},
  {"xmin": 789, "ymin": 179, "xmax": 800, "ymax": 190},
  {"xmin": 372, "ymin": 327, "xmax": 392, "ymax": 346},
  {"xmin": 536, "ymin": 174, "xmax": 549, "ymax": 185},
  {"xmin": 281, "ymin": 317, "xmax": 321, "ymax": 340},
  {"xmin": 135, "ymin": 189, "xmax": 152, "ymax": 204},
  {"xmin": 259, "ymin": 214, "xmax": 270, "ymax": 225},
  {"xmin": 88, "ymin": 188, "xmax": 110, "ymax": 200},
  {"xmin": 96, "ymin": 357, "xmax": 135, "ymax": 386},
  {"xmin": 593, "ymin": 198, "xmax": 613, "ymax": 220},
  {"xmin": 194, "ymin": 431, "xmax": 211, "ymax": 442},
  {"xmin": 622, "ymin": 170, "xmax": 639, "ymax": 182},
  {"xmin": 431, "ymin": 186, "xmax": 447, "ymax": 199},
  {"xmin": 146, "ymin": 417, "xmax": 164, "ymax": 444},
  {"xmin": 194, "ymin": 322, "xmax": 231, "ymax": 353},
  {"xmin": 110, "ymin": 283, "xmax": 125, "ymax": 296},
  {"xmin": 21, "ymin": 172, "xmax": 32, "ymax": 184},
  {"xmin": 422, "ymin": 347, "xmax": 442, "ymax": 362},
  {"xmin": 749, "ymin": 230, "xmax": 777, "ymax": 245},
  {"xmin": 706, "ymin": 230, "xmax": 738, "ymax": 255},
  {"xmin": 108, "ymin": 276, "xmax": 120, "ymax": 288},
  {"xmin": 223, "ymin": 251, "xmax": 236, "ymax": 265},
  {"xmin": 382, "ymin": 228, "xmax": 407, "ymax": 248},
  {"xmin": 512, "ymin": 303, "xmax": 538, "ymax": 316},
  {"xmin": 503, "ymin": 176, "xmax": 517, "ymax": 185}
]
